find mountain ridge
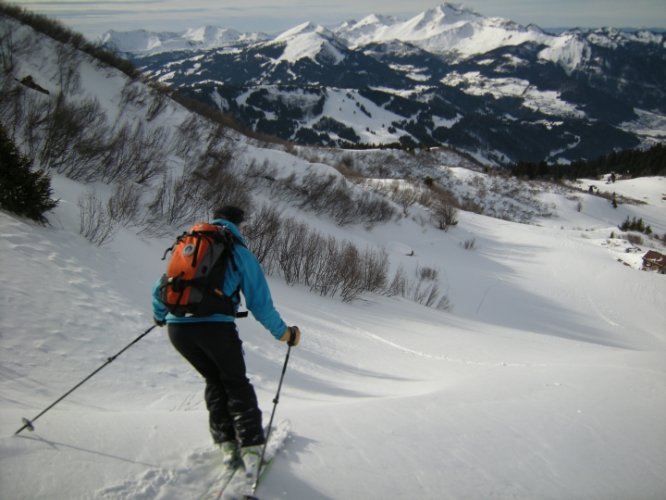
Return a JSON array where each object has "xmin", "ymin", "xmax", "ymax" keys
[{"xmin": 102, "ymin": 3, "xmax": 666, "ymax": 165}]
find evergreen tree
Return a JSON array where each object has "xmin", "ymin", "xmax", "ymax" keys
[
  {"xmin": 0, "ymin": 126, "xmax": 58, "ymax": 224},
  {"xmin": 509, "ymin": 143, "xmax": 666, "ymax": 180}
]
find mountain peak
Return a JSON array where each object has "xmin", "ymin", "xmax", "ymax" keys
[
  {"xmin": 405, "ymin": 3, "xmax": 483, "ymax": 32},
  {"xmin": 355, "ymin": 13, "xmax": 398, "ymax": 28},
  {"xmin": 182, "ymin": 25, "xmax": 240, "ymax": 43},
  {"xmin": 101, "ymin": 25, "xmax": 268, "ymax": 54},
  {"xmin": 271, "ymin": 22, "xmax": 346, "ymax": 64},
  {"xmin": 275, "ymin": 21, "xmax": 328, "ymax": 41},
  {"xmin": 427, "ymin": 3, "xmax": 483, "ymax": 22}
]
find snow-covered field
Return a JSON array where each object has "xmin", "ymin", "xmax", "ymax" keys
[{"xmin": 1, "ymin": 171, "xmax": 665, "ymax": 500}]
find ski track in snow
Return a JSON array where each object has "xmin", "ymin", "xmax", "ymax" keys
[
  {"xmin": 327, "ymin": 313, "xmax": 545, "ymax": 369},
  {"xmin": 95, "ymin": 421, "xmax": 291, "ymax": 500},
  {"xmin": 353, "ymin": 323, "xmax": 543, "ymax": 368},
  {"xmin": 97, "ymin": 447, "xmax": 215, "ymax": 500}
]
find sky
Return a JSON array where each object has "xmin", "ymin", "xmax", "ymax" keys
[{"xmin": 9, "ymin": 0, "xmax": 666, "ymax": 39}]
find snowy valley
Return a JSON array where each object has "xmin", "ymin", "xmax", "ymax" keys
[{"xmin": 1, "ymin": 6, "xmax": 666, "ymax": 500}]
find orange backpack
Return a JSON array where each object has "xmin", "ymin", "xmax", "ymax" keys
[{"xmin": 159, "ymin": 223, "xmax": 240, "ymax": 317}]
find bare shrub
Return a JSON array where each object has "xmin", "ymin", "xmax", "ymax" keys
[
  {"xmin": 107, "ymin": 182, "xmax": 141, "ymax": 226},
  {"xmin": 146, "ymin": 89, "xmax": 168, "ymax": 121},
  {"xmin": 311, "ymin": 236, "xmax": 342, "ymax": 298},
  {"xmin": 0, "ymin": 83, "xmax": 31, "ymax": 145},
  {"xmin": 190, "ymin": 149, "xmax": 252, "ymax": 212},
  {"xmin": 247, "ymin": 207, "xmax": 441, "ymax": 308},
  {"xmin": 412, "ymin": 266, "xmax": 440, "ymax": 306},
  {"xmin": 432, "ymin": 193, "xmax": 458, "ymax": 231},
  {"xmin": 102, "ymin": 122, "xmax": 169, "ymax": 184},
  {"xmin": 436, "ymin": 294, "xmax": 453, "ymax": 312},
  {"xmin": 20, "ymin": 92, "xmax": 50, "ymax": 158},
  {"xmin": 361, "ymin": 247, "xmax": 389, "ymax": 293},
  {"xmin": 386, "ymin": 265, "xmax": 408, "ymax": 297},
  {"xmin": 144, "ymin": 173, "xmax": 203, "ymax": 231},
  {"xmin": 338, "ymin": 242, "xmax": 364, "ymax": 302},
  {"xmin": 0, "ymin": 23, "xmax": 19, "ymax": 75},
  {"xmin": 98, "ymin": 123, "xmax": 130, "ymax": 181},
  {"xmin": 459, "ymin": 197, "xmax": 483, "ymax": 214},
  {"xmin": 245, "ymin": 159, "xmax": 278, "ymax": 183},
  {"xmin": 417, "ymin": 266, "xmax": 438, "ymax": 281},
  {"xmin": 276, "ymin": 217, "xmax": 309, "ymax": 285},
  {"xmin": 334, "ymin": 155, "xmax": 364, "ymax": 178},
  {"xmin": 369, "ymin": 180, "xmax": 409, "ymax": 214},
  {"xmin": 626, "ymin": 233, "xmax": 644, "ymax": 245},
  {"xmin": 55, "ymin": 43, "xmax": 81, "ymax": 94},
  {"xmin": 358, "ymin": 192, "xmax": 396, "ymax": 226},
  {"xmin": 78, "ymin": 191, "xmax": 115, "ymax": 245},
  {"xmin": 328, "ymin": 182, "xmax": 357, "ymax": 225},
  {"xmin": 462, "ymin": 238, "xmax": 476, "ymax": 250},
  {"xmin": 40, "ymin": 94, "xmax": 110, "ymax": 177},
  {"xmin": 384, "ymin": 264, "xmax": 449, "ymax": 310},
  {"xmin": 244, "ymin": 204, "xmax": 282, "ymax": 270},
  {"xmin": 272, "ymin": 172, "xmax": 395, "ymax": 226},
  {"xmin": 173, "ymin": 115, "xmax": 202, "ymax": 156},
  {"xmin": 301, "ymin": 231, "xmax": 326, "ymax": 287},
  {"xmin": 394, "ymin": 184, "xmax": 420, "ymax": 215},
  {"xmin": 118, "ymin": 81, "xmax": 144, "ymax": 116},
  {"xmin": 244, "ymin": 208, "xmax": 393, "ymax": 303},
  {"xmin": 128, "ymin": 124, "xmax": 171, "ymax": 184}
]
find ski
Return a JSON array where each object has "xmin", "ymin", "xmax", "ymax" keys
[
  {"xmin": 213, "ymin": 463, "xmax": 243, "ymax": 500},
  {"xmin": 222, "ymin": 420, "xmax": 291, "ymax": 500},
  {"xmin": 200, "ymin": 457, "xmax": 243, "ymax": 500},
  {"xmin": 226, "ymin": 456, "xmax": 274, "ymax": 500}
]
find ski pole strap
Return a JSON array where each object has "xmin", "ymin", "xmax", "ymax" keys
[{"xmin": 287, "ymin": 327, "xmax": 298, "ymax": 346}]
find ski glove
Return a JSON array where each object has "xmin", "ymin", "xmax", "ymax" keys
[
  {"xmin": 154, "ymin": 317, "xmax": 166, "ymax": 327},
  {"xmin": 280, "ymin": 326, "xmax": 301, "ymax": 346}
]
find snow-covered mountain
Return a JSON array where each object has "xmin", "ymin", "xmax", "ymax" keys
[
  {"xmin": 335, "ymin": 4, "xmax": 551, "ymax": 61},
  {"xmin": 268, "ymin": 22, "xmax": 348, "ymax": 65},
  {"xmin": 101, "ymin": 25, "xmax": 269, "ymax": 54},
  {"xmin": 2, "ymin": 8, "xmax": 666, "ymax": 500},
  {"xmin": 105, "ymin": 3, "xmax": 666, "ymax": 165}
]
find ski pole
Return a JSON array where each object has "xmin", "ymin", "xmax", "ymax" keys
[
  {"xmin": 251, "ymin": 342, "xmax": 293, "ymax": 494},
  {"xmin": 14, "ymin": 324, "xmax": 157, "ymax": 436}
]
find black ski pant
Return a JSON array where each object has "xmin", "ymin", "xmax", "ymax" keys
[{"xmin": 168, "ymin": 321, "xmax": 264, "ymax": 447}]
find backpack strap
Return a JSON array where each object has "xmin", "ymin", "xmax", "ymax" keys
[{"xmin": 203, "ymin": 227, "xmax": 248, "ymax": 318}]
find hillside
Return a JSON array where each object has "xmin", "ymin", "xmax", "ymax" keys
[{"xmin": 1, "ymin": 9, "xmax": 666, "ymax": 500}]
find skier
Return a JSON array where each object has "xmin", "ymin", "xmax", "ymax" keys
[{"xmin": 152, "ymin": 205, "xmax": 301, "ymax": 477}]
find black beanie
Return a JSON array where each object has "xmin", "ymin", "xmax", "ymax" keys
[{"xmin": 213, "ymin": 205, "xmax": 245, "ymax": 225}]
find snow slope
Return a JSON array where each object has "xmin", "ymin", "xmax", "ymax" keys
[{"xmin": 1, "ymin": 172, "xmax": 665, "ymax": 499}]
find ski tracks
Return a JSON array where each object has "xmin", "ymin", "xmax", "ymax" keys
[
  {"xmin": 555, "ymin": 231, "xmax": 625, "ymax": 330},
  {"xmin": 0, "ymin": 215, "xmax": 140, "ymax": 340},
  {"xmin": 96, "ymin": 447, "xmax": 219, "ymax": 500},
  {"xmin": 96, "ymin": 421, "xmax": 291, "ymax": 500},
  {"xmin": 330, "ymin": 314, "xmax": 545, "ymax": 369}
]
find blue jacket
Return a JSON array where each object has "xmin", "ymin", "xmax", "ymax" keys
[{"xmin": 152, "ymin": 219, "xmax": 287, "ymax": 340}]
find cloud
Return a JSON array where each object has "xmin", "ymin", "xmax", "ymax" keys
[{"xmin": 10, "ymin": 0, "xmax": 666, "ymax": 39}]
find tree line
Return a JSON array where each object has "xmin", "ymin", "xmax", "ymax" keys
[{"xmin": 510, "ymin": 143, "xmax": 666, "ymax": 180}]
